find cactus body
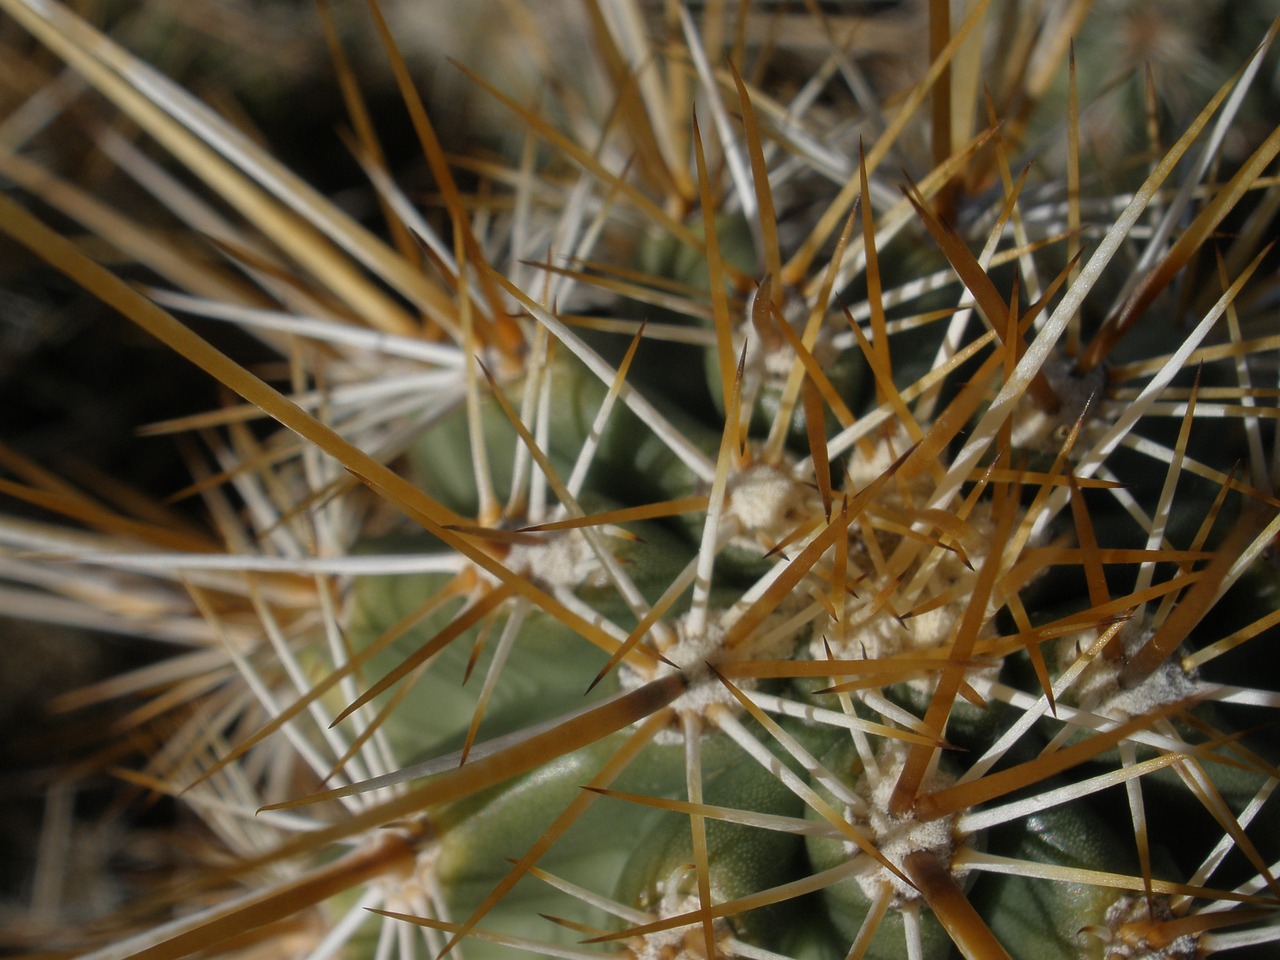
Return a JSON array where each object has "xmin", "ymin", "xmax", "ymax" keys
[{"xmin": 1, "ymin": 2, "xmax": 1279, "ymax": 960}]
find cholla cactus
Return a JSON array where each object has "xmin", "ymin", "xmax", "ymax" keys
[{"xmin": 2, "ymin": 2, "xmax": 1280, "ymax": 960}]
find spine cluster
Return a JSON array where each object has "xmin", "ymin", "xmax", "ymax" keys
[{"xmin": 0, "ymin": 2, "xmax": 1278, "ymax": 960}]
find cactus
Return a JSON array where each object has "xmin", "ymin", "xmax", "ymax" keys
[{"xmin": 1, "ymin": 2, "xmax": 1279, "ymax": 959}]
